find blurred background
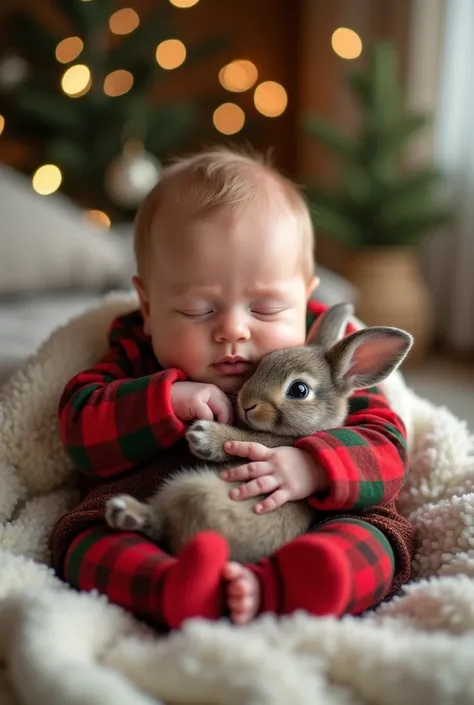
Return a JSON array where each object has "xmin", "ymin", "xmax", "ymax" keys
[{"xmin": 0, "ymin": 0, "xmax": 472, "ymax": 426}]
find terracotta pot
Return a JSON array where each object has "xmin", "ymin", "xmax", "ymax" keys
[{"xmin": 342, "ymin": 247, "xmax": 433, "ymax": 364}]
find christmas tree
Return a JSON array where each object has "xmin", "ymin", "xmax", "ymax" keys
[
  {"xmin": 0, "ymin": 0, "xmax": 223, "ymax": 223},
  {"xmin": 304, "ymin": 42, "xmax": 452, "ymax": 248}
]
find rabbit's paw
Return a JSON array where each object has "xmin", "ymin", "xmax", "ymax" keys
[
  {"xmin": 186, "ymin": 420, "xmax": 231, "ymax": 461},
  {"xmin": 105, "ymin": 495, "xmax": 150, "ymax": 532}
]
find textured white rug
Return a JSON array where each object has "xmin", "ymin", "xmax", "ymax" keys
[{"xmin": 0, "ymin": 291, "xmax": 473, "ymax": 705}]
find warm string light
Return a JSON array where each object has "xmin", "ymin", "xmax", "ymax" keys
[
  {"xmin": 219, "ymin": 60, "xmax": 258, "ymax": 92},
  {"xmin": 109, "ymin": 8, "xmax": 140, "ymax": 35},
  {"xmin": 55, "ymin": 37, "xmax": 84, "ymax": 64},
  {"xmin": 0, "ymin": 115, "xmax": 4, "ymax": 136},
  {"xmin": 168, "ymin": 0, "xmax": 200, "ymax": 7},
  {"xmin": 32, "ymin": 165, "xmax": 62, "ymax": 195},
  {"xmin": 213, "ymin": 103, "xmax": 245, "ymax": 135},
  {"xmin": 85, "ymin": 209, "xmax": 111, "ymax": 229},
  {"xmin": 215, "ymin": 56, "xmax": 287, "ymax": 132},
  {"xmin": 104, "ymin": 70, "xmax": 134, "ymax": 97},
  {"xmin": 156, "ymin": 39, "xmax": 186, "ymax": 70},
  {"xmin": 331, "ymin": 27, "xmax": 363, "ymax": 59},
  {"xmin": 61, "ymin": 64, "xmax": 91, "ymax": 97},
  {"xmin": 253, "ymin": 81, "xmax": 287, "ymax": 117}
]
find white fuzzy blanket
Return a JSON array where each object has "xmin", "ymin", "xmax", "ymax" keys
[{"xmin": 0, "ymin": 292, "xmax": 473, "ymax": 705}]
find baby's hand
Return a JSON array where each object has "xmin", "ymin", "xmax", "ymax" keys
[
  {"xmin": 171, "ymin": 381, "xmax": 233, "ymax": 424},
  {"xmin": 221, "ymin": 442, "xmax": 328, "ymax": 513}
]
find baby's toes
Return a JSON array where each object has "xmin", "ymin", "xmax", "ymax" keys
[{"xmin": 224, "ymin": 563, "xmax": 260, "ymax": 624}]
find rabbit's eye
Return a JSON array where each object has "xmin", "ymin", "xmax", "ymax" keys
[{"xmin": 286, "ymin": 381, "xmax": 309, "ymax": 399}]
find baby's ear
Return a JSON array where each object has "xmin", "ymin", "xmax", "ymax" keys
[
  {"xmin": 306, "ymin": 302, "xmax": 354, "ymax": 350},
  {"xmin": 326, "ymin": 327, "xmax": 413, "ymax": 394},
  {"xmin": 132, "ymin": 275, "xmax": 151, "ymax": 335}
]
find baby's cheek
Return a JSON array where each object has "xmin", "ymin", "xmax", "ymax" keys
[{"xmin": 161, "ymin": 327, "xmax": 208, "ymax": 373}]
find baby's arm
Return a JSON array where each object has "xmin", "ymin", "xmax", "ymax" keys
[
  {"xmin": 294, "ymin": 384, "xmax": 408, "ymax": 511},
  {"xmin": 59, "ymin": 313, "xmax": 187, "ymax": 479}
]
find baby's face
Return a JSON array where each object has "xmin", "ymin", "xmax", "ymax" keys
[{"xmin": 135, "ymin": 198, "xmax": 317, "ymax": 392}]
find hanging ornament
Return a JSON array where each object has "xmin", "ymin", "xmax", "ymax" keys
[
  {"xmin": 105, "ymin": 141, "xmax": 161, "ymax": 208},
  {"xmin": 0, "ymin": 54, "xmax": 29, "ymax": 90}
]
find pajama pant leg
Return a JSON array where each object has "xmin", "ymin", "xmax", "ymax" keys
[
  {"xmin": 63, "ymin": 524, "xmax": 229, "ymax": 629},
  {"xmin": 63, "ymin": 519, "xmax": 395, "ymax": 628},
  {"xmin": 249, "ymin": 518, "xmax": 396, "ymax": 616}
]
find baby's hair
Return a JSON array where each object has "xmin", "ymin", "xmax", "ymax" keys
[{"xmin": 134, "ymin": 144, "xmax": 315, "ymax": 282}]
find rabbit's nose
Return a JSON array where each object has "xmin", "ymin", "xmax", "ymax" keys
[{"xmin": 243, "ymin": 404, "xmax": 257, "ymax": 419}]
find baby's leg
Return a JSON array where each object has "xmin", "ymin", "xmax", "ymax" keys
[
  {"xmin": 247, "ymin": 519, "xmax": 395, "ymax": 617},
  {"xmin": 63, "ymin": 524, "xmax": 230, "ymax": 629}
]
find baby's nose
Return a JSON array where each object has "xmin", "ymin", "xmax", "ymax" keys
[{"xmin": 215, "ymin": 311, "xmax": 250, "ymax": 342}]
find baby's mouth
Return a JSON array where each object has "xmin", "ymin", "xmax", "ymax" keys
[{"xmin": 212, "ymin": 360, "xmax": 252, "ymax": 375}]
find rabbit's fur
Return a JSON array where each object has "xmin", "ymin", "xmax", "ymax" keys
[{"xmin": 105, "ymin": 303, "xmax": 413, "ymax": 563}]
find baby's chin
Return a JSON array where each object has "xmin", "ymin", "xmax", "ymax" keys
[{"xmin": 208, "ymin": 370, "xmax": 254, "ymax": 394}]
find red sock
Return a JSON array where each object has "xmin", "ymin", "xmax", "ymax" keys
[
  {"xmin": 64, "ymin": 525, "xmax": 229, "ymax": 629},
  {"xmin": 248, "ymin": 519, "xmax": 395, "ymax": 617},
  {"xmin": 163, "ymin": 531, "xmax": 229, "ymax": 629}
]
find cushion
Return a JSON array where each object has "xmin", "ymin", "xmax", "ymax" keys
[{"xmin": 0, "ymin": 165, "xmax": 129, "ymax": 294}]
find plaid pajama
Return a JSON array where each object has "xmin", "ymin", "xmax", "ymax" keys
[
  {"xmin": 310, "ymin": 518, "xmax": 395, "ymax": 614},
  {"xmin": 57, "ymin": 299, "xmax": 409, "ymax": 625},
  {"xmin": 59, "ymin": 302, "xmax": 408, "ymax": 509},
  {"xmin": 64, "ymin": 525, "xmax": 175, "ymax": 626},
  {"xmin": 64, "ymin": 518, "xmax": 395, "ymax": 627}
]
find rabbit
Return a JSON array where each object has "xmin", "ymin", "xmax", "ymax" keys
[{"xmin": 105, "ymin": 302, "xmax": 413, "ymax": 563}]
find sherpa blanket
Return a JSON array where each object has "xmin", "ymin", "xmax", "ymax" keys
[{"xmin": 0, "ymin": 291, "xmax": 473, "ymax": 705}]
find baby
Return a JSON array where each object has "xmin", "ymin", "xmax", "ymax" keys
[{"xmin": 50, "ymin": 146, "xmax": 414, "ymax": 629}]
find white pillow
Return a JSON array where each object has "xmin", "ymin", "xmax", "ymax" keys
[{"xmin": 0, "ymin": 165, "xmax": 129, "ymax": 293}]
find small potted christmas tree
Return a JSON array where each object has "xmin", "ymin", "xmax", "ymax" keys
[{"xmin": 304, "ymin": 41, "xmax": 452, "ymax": 361}]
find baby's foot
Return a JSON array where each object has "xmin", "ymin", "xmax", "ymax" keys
[{"xmin": 223, "ymin": 561, "xmax": 260, "ymax": 625}]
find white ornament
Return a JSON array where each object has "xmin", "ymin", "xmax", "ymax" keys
[
  {"xmin": 0, "ymin": 54, "xmax": 29, "ymax": 90},
  {"xmin": 105, "ymin": 144, "xmax": 161, "ymax": 208}
]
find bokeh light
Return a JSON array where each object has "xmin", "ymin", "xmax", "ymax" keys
[
  {"xmin": 213, "ymin": 103, "xmax": 245, "ymax": 135},
  {"xmin": 32, "ymin": 165, "xmax": 62, "ymax": 195},
  {"xmin": 55, "ymin": 37, "xmax": 84, "ymax": 64},
  {"xmin": 61, "ymin": 64, "xmax": 91, "ymax": 97},
  {"xmin": 0, "ymin": 115, "xmax": 4, "ymax": 136},
  {"xmin": 104, "ymin": 70, "xmax": 134, "ymax": 97},
  {"xmin": 253, "ymin": 81, "xmax": 288, "ymax": 117},
  {"xmin": 219, "ymin": 60, "xmax": 258, "ymax": 92},
  {"xmin": 156, "ymin": 39, "xmax": 187, "ymax": 70},
  {"xmin": 168, "ymin": 0, "xmax": 200, "ymax": 7},
  {"xmin": 109, "ymin": 8, "xmax": 140, "ymax": 35},
  {"xmin": 331, "ymin": 27, "xmax": 363, "ymax": 60},
  {"xmin": 85, "ymin": 209, "xmax": 111, "ymax": 229}
]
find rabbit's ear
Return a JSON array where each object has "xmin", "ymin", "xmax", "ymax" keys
[
  {"xmin": 326, "ymin": 327, "xmax": 413, "ymax": 393},
  {"xmin": 306, "ymin": 302, "xmax": 355, "ymax": 351}
]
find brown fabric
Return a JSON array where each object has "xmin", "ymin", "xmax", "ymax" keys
[{"xmin": 50, "ymin": 439, "xmax": 415, "ymax": 596}]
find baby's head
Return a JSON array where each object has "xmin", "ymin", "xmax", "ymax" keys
[{"xmin": 133, "ymin": 146, "xmax": 319, "ymax": 392}]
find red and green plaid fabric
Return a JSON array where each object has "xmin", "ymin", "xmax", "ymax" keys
[
  {"xmin": 59, "ymin": 300, "xmax": 408, "ymax": 512},
  {"xmin": 59, "ymin": 310, "xmax": 187, "ymax": 478},
  {"xmin": 64, "ymin": 517, "xmax": 395, "ymax": 627}
]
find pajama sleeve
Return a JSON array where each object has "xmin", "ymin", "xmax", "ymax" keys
[
  {"xmin": 294, "ymin": 385, "xmax": 408, "ymax": 511},
  {"xmin": 58, "ymin": 313, "xmax": 187, "ymax": 478}
]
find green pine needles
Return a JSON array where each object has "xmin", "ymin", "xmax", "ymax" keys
[{"xmin": 304, "ymin": 42, "xmax": 452, "ymax": 248}]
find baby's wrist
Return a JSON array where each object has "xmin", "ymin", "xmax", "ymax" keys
[{"xmin": 300, "ymin": 449, "xmax": 329, "ymax": 494}]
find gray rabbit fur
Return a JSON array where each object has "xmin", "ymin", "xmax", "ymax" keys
[{"xmin": 105, "ymin": 303, "xmax": 413, "ymax": 563}]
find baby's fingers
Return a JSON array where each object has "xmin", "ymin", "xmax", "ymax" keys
[
  {"xmin": 207, "ymin": 392, "xmax": 233, "ymax": 424},
  {"xmin": 224, "ymin": 440, "xmax": 270, "ymax": 461},
  {"xmin": 254, "ymin": 487, "xmax": 290, "ymax": 514},
  {"xmin": 229, "ymin": 474, "xmax": 280, "ymax": 500},
  {"xmin": 194, "ymin": 401, "xmax": 215, "ymax": 421},
  {"xmin": 222, "ymin": 460, "xmax": 270, "ymax": 482}
]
